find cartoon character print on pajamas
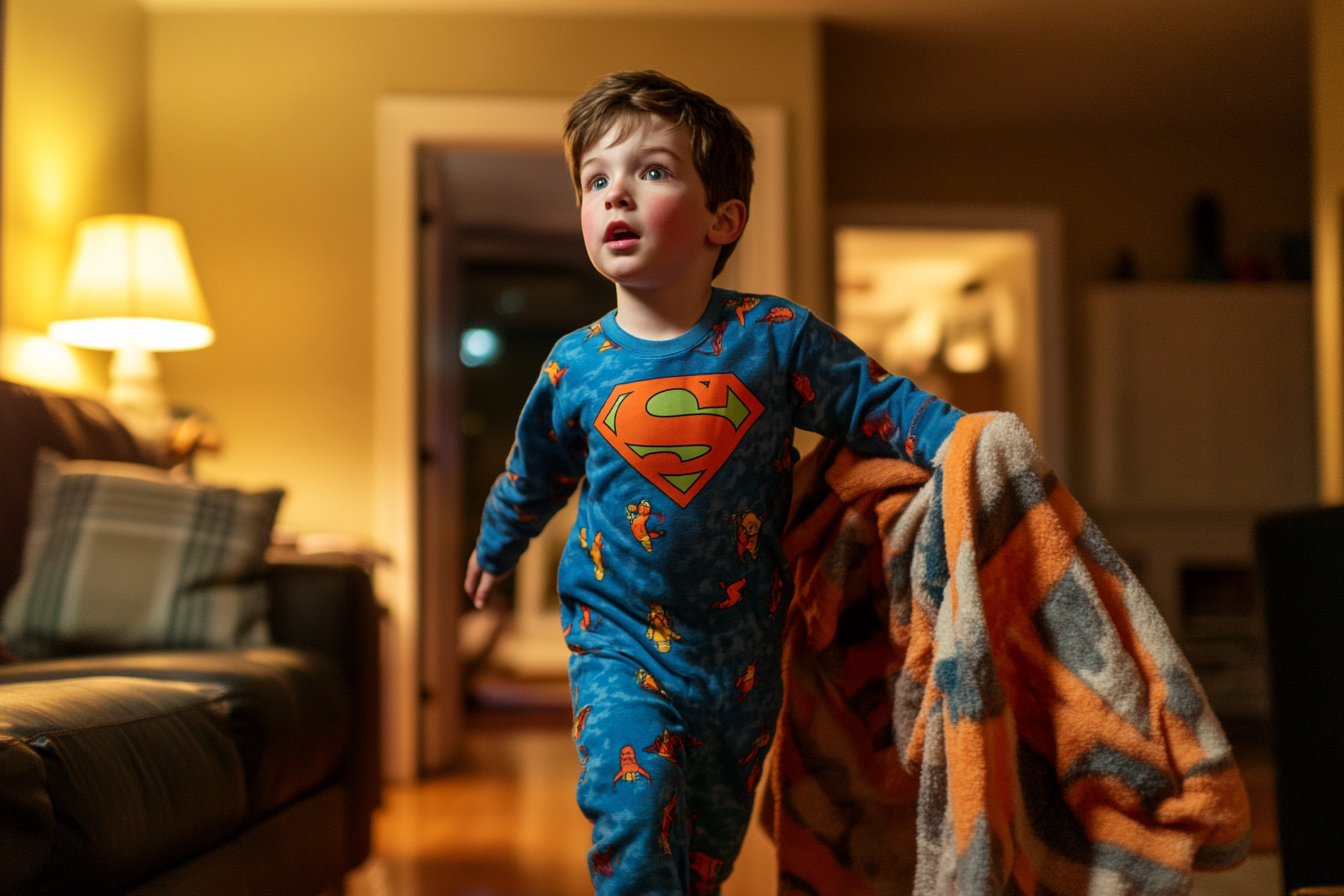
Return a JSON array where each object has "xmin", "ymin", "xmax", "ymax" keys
[
  {"xmin": 636, "ymin": 668, "xmax": 669, "ymax": 698},
  {"xmin": 572, "ymin": 705, "xmax": 592, "ymax": 784},
  {"xmin": 697, "ymin": 319, "xmax": 728, "ymax": 356},
  {"xmin": 577, "ymin": 744, "xmax": 591, "ymax": 784},
  {"xmin": 722, "ymin": 293, "xmax": 760, "ymax": 326},
  {"xmin": 791, "ymin": 371, "xmax": 815, "ymax": 405},
  {"xmin": 584, "ymin": 321, "xmax": 621, "ymax": 352},
  {"xmin": 573, "ymin": 705, "xmax": 592, "ymax": 740},
  {"xmin": 644, "ymin": 729, "xmax": 703, "ymax": 764},
  {"xmin": 658, "ymin": 791, "xmax": 679, "ymax": 855},
  {"xmin": 579, "ymin": 603, "xmax": 600, "ymax": 631},
  {"xmin": 731, "ymin": 510, "xmax": 762, "ymax": 561},
  {"xmin": 690, "ymin": 851, "xmax": 726, "ymax": 896},
  {"xmin": 579, "ymin": 528, "xmax": 605, "ymax": 580},
  {"xmin": 862, "ymin": 410, "xmax": 897, "ymax": 442},
  {"xmin": 591, "ymin": 846, "xmax": 616, "ymax": 878},
  {"xmin": 625, "ymin": 499, "xmax": 665, "ymax": 552},
  {"xmin": 714, "ymin": 578, "xmax": 746, "ymax": 609},
  {"xmin": 645, "ymin": 604, "xmax": 681, "ymax": 653},
  {"xmin": 738, "ymin": 726, "xmax": 773, "ymax": 794},
  {"xmin": 775, "ymin": 436, "xmax": 793, "ymax": 473},
  {"xmin": 736, "ymin": 660, "xmax": 758, "ymax": 701},
  {"xmin": 544, "ymin": 359, "xmax": 567, "ymax": 386},
  {"xmin": 757, "ymin": 305, "xmax": 795, "ymax": 325},
  {"xmin": 612, "ymin": 745, "xmax": 652, "ymax": 790}
]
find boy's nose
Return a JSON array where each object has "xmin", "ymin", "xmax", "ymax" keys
[{"xmin": 604, "ymin": 177, "xmax": 633, "ymax": 209}]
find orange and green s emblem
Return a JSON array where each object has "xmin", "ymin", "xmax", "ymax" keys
[{"xmin": 595, "ymin": 374, "xmax": 764, "ymax": 508}]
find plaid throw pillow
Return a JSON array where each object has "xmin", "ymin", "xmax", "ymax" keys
[{"xmin": 1, "ymin": 454, "xmax": 283, "ymax": 659}]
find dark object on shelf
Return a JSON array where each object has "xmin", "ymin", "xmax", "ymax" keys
[
  {"xmin": 1229, "ymin": 253, "xmax": 1282, "ymax": 283},
  {"xmin": 1188, "ymin": 192, "xmax": 1230, "ymax": 281},
  {"xmin": 1183, "ymin": 565, "xmax": 1256, "ymax": 617},
  {"xmin": 1109, "ymin": 246, "xmax": 1138, "ymax": 281},
  {"xmin": 1282, "ymin": 232, "xmax": 1313, "ymax": 282},
  {"xmin": 1256, "ymin": 505, "xmax": 1344, "ymax": 895}
]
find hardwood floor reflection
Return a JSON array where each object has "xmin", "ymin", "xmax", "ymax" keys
[
  {"xmin": 346, "ymin": 713, "xmax": 1278, "ymax": 896},
  {"xmin": 346, "ymin": 713, "xmax": 775, "ymax": 896}
]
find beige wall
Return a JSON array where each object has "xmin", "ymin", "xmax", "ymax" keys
[
  {"xmin": 1, "ymin": 0, "xmax": 146, "ymax": 390},
  {"xmin": 1314, "ymin": 0, "xmax": 1344, "ymax": 502},
  {"xmin": 147, "ymin": 11, "xmax": 825, "ymax": 539}
]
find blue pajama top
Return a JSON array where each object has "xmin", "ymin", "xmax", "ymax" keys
[{"xmin": 474, "ymin": 289, "xmax": 961, "ymax": 682}]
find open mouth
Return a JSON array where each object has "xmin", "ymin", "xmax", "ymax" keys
[{"xmin": 604, "ymin": 222, "xmax": 641, "ymax": 245}]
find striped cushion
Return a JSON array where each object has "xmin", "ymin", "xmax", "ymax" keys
[{"xmin": 1, "ymin": 454, "xmax": 283, "ymax": 658}]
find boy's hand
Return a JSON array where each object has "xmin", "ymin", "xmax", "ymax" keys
[{"xmin": 464, "ymin": 551, "xmax": 511, "ymax": 609}]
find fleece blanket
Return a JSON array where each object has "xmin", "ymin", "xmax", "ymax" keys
[{"xmin": 767, "ymin": 412, "xmax": 1250, "ymax": 896}]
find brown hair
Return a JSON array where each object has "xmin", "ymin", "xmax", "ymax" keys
[{"xmin": 563, "ymin": 70, "xmax": 754, "ymax": 277}]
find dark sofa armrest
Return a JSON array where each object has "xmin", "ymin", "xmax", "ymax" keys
[{"xmin": 264, "ymin": 558, "xmax": 382, "ymax": 871}]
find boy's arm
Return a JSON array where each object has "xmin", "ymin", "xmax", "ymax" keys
[
  {"xmin": 468, "ymin": 356, "xmax": 585, "ymax": 600},
  {"xmin": 790, "ymin": 313, "xmax": 963, "ymax": 468}
]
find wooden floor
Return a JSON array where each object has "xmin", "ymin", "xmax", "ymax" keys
[
  {"xmin": 346, "ymin": 713, "xmax": 1280, "ymax": 896},
  {"xmin": 346, "ymin": 713, "xmax": 775, "ymax": 896}
]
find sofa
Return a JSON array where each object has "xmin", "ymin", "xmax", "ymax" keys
[{"xmin": 0, "ymin": 379, "xmax": 381, "ymax": 896}]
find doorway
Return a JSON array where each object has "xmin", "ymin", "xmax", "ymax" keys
[
  {"xmin": 834, "ymin": 227, "xmax": 1037, "ymax": 428},
  {"xmin": 830, "ymin": 204, "xmax": 1067, "ymax": 482},
  {"xmin": 417, "ymin": 147, "xmax": 607, "ymax": 772},
  {"xmin": 375, "ymin": 95, "xmax": 788, "ymax": 781}
]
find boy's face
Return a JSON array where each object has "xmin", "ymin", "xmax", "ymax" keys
[{"xmin": 577, "ymin": 115, "xmax": 732, "ymax": 296}]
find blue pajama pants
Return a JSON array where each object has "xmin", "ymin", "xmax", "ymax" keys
[{"xmin": 568, "ymin": 646, "xmax": 781, "ymax": 896}]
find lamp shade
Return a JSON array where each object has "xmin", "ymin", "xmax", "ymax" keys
[{"xmin": 48, "ymin": 215, "xmax": 214, "ymax": 351}]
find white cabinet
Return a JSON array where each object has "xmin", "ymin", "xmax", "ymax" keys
[
  {"xmin": 1086, "ymin": 282, "xmax": 1315, "ymax": 512},
  {"xmin": 1084, "ymin": 282, "xmax": 1315, "ymax": 719}
]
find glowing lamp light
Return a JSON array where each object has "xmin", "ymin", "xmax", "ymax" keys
[
  {"xmin": 49, "ymin": 215, "xmax": 213, "ymax": 351},
  {"xmin": 48, "ymin": 215, "xmax": 215, "ymax": 436},
  {"xmin": 460, "ymin": 327, "xmax": 502, "ymax": 368}
]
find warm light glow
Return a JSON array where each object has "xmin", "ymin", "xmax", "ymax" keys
[
  {"xmin": 34, "ymin": 155, "xmax": 67, "ymax": 222},
  {"xmin": 49, "ymin": 215, "xmax": 214, "ymax": 351},
  {"xmin": 0, "ymin": 329, "xmax": 83, "ymax": 392},
  {"xmin": 945, "ymin": 333, "xmax": 991, "ymax": 373}
]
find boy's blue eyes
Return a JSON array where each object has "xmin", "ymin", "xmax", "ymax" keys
[{"xmin": 587, "ymin": 167, "xmax": 670, "ymax": 191}]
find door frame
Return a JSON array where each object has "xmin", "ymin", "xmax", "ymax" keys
[
  {"xmin": 830, "ymin": 203, "xmax": 1069, "ymax": 485},
  {"xmin": 373, "ymin": 94, "xmax": 788, "ymax": 781}
]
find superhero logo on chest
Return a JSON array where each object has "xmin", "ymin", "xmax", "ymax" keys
[{"xmin": 594, "ymin": 374, "xmax": 764, "ymax": 508}]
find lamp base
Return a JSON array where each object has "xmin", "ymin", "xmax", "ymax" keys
[{"xmin": 108, "ymin": 345, "xmax": 171, "ymax": 440}]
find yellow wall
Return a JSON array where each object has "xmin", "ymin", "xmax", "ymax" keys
[
  {"xmin": 1314, "ymin": 0, "xmax": 1344, "ymax": 502},
  {"xmin": 1, "ymin": 0, "xmax": 146, "ymax": 391},
  {"xmin": 147, "ymin": 12, "xmax": 825, "ymax": 539}
]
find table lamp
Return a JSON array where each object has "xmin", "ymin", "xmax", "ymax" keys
[{"xmin": 48, "ymin": 215, "xmax": 214, "ymax": 437}]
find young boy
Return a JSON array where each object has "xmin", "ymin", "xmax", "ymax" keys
[{"xmin": 464, "ymin": 71, "xmax": 962, "ymax": 896}]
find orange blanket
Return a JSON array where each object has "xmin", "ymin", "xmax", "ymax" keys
[{"xmin": 767, "ymin": 412, "xmax": 1250, "ymax": 895}]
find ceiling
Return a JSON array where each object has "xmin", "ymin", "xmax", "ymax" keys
[
  {"xmin": 137, "ymin": 0, "xmax": 1310, "ymax": 136},
  {"xmin": 136, "ymin": 0, "xmax": 1307, "ymax": 37}
]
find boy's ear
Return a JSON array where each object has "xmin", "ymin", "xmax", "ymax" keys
[{"xmin": 707, "ymin": 199, "xmax": 747, "ymax": 247}]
